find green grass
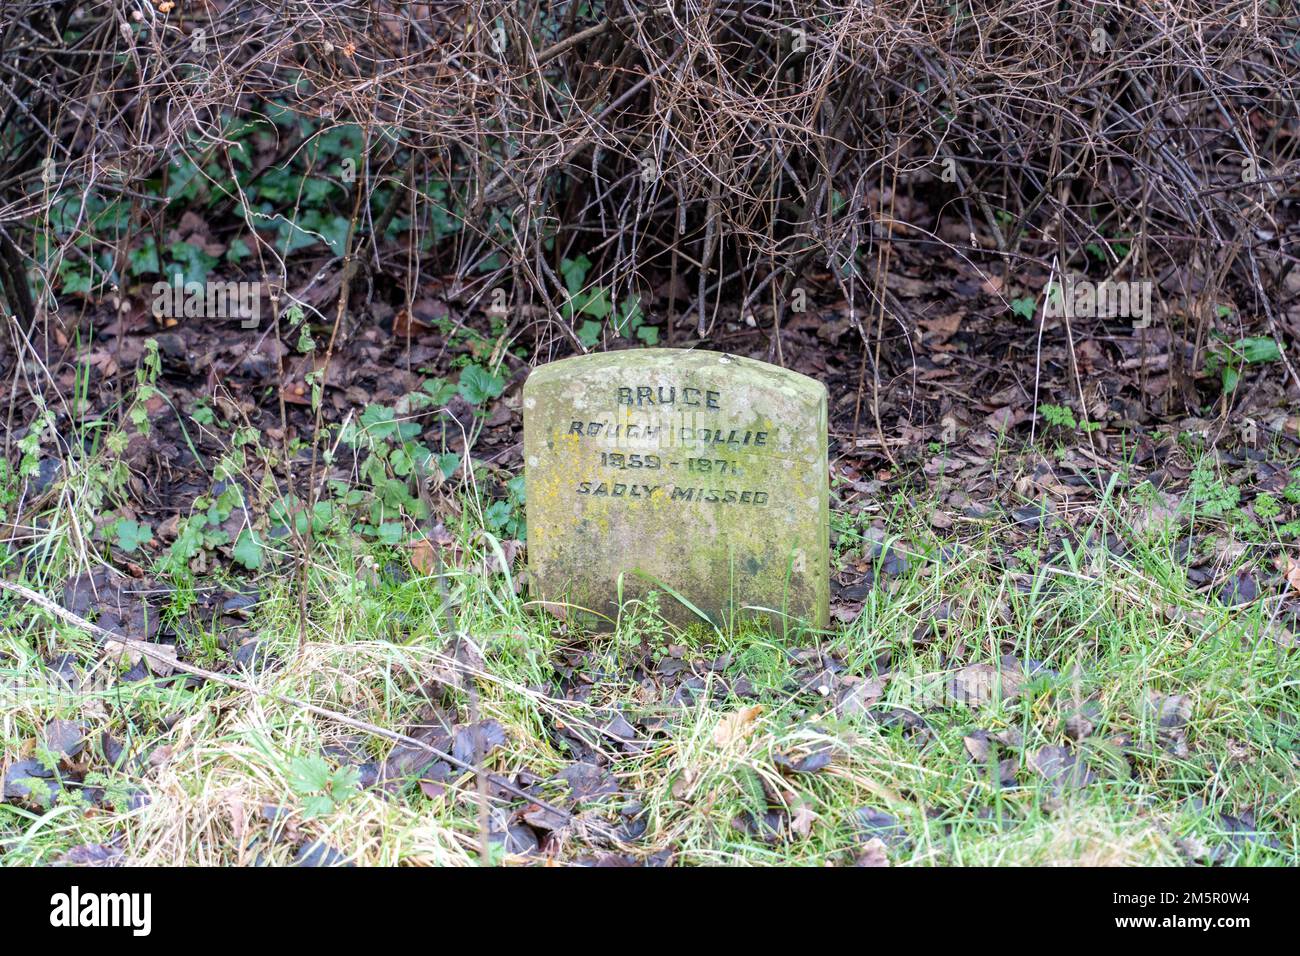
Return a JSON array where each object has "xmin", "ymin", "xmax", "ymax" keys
[
  {"xmin": 2, "ymin": 367, "xmax": 1298, "ymax": 865},
  {"xmin": 3, "ymin": 444, "xmax": 1297, "ymax": 866}
]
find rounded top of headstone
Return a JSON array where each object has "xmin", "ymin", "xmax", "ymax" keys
[{"xmin": 525, "ymin": 348, "xmax": 827, "ymax": 404}]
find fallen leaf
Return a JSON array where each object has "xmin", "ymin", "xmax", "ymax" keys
[
  {"xmin": 409, "ymin": 537, "xmax": 435, "ymax": 574},
  {"xmin": 1031, "ymin": 745, "xmax": 1098, "ymax": 793},
  {"xmin": 986, "ymin": 406, "xmax": 1025, "ymax": 432},
  {"xmin": 56, "ymin": 843, "xmax": 126, "ymax": 867},
  {"xmin": 854, "ymin": 837, "xmax": 890, "ymax": 866},
  {"xmin": 3, "ymin": 759, "xmax": 60, "ymax": 807},
  {"xmin": 962, "ymin": 730, "xmax": 992, "ymax": 763},
  {"xmin": 774, "ymin": 745, "xmax": 832, "ymax": 775},
  {"xmin": 294, "ymin": 841, "xmax": 353, "ymax": 867},
  {"xmin": 835, "ymin": 676, "xmax": 885, "ymax": 717},
  {"xmin": 42, "ymin": 719, "xmax": 86, "ymax": 760},
  {"xmin": 713, "ymin": 705, "xmax": 764, "ymax": 746},
  {"xmin": 522, "ymin": 804, "xmax": 569, "ymax": 831},
  {"xmin": 852, "ymin": 808, "xmax": 911, "ymax": 849},
  {"xmin": 948, "ymin": 663, "xmax": 1024, "ymax": 707},
  {"xmin": 830, "ymin": 602, "xmax": 863, "ymax": 623},
  {"xmin": 1285, "ymin": 556, "xmax": 1300, "ymax": 594},
  {"xmin": 392, "ymin": 307, "xmax": 429, "ymax": 338},
  {"xmin": 554, "ymin": 762, "xmax": 619, "ymax": 802},
  {"xmin": 110, "ymin": 640, "xmax": 178, "ymax": 676},
  {"xmin": 1218, "ymin": 572, "xmax": 1259, "ymax": 606},
  {"xmin": 789, "ymin": 802, "xmax": 817, "ymax": 839},
  {"xmin": 917, "ymin": 311, "xmax": 964, "ymax": 347}
]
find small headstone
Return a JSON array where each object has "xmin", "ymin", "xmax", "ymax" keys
[{"xmin": 523, "ymin": 349, "xmax": 828, "ymax": 629}]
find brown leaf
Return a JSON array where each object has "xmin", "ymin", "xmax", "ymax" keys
[
  {"xmin": 962, "ymin": 730, "xmax": 991, "ymax": 763},
  {"xmin": 986, "ymin": 406, "xmax": 1030, "ymax": 433},
  {"xmin": 789, "ymin": 802, "xmax": 817, "ymax": 839},
  {"xmin": 713, "ymin": 705, "xmax": 763, "ymax": 746},
  {"xmin": 392, "ymin": 307, "xmax": 429, "ymax": 338},
  {"xmin": 854, "ymin": 837, "xmax": 890, "ymax": 867},
  {"xmin": 110, "ymin": 640, "xmax": 177, "ymax": 676},
  {"xmin": 884, "ymin": 272, "xmax": 928, "ymax": 297},
  {"xmin": 830, "ymin": 602, "xmax": 863, "ymax": 623},
  {"xmin": 917, "ymin": 311, "xmax": 964, "ymax": 348},
  {"xmin": 1031, "ymin": 745, "xmax": 1098, "ymax": 793},
  {"xmin": 835, "ymin": 676, "xmax": 885, "ymax": 717},
  {"xmin": 948, "ymin": 663, "xmax": 1024, "ymax": 707},
  {"xmin": 1284, "ymin": 556, "xmax": 1300, "ymax": 594},
  {"xmin": 409, "ymin": 537, "xmax": 436, "ymax": 575}
]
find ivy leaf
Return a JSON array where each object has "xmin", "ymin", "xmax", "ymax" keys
[
  {"xmin": 232, "ymin": 530, "xmax": 264, "ymax": 570},
  {"xmin": 166, "ymin": 242, "xmax": 218, "ymax": 284},
  {"xmin": 560, "ymin": 255, "xmax": 591, "ymax": 294},
  {"xmin": 577, "ymin": 320, "xmax": 602, "ymax": 347},
  {"xmin": 612, "ymin": 295, "xmax": 643, "ymax": 336},
  {"xmin": 128, "ymin": 239, "xmax": 160, "ymax": 277},
  {"xmin": 1010, "ymin": 295, "xmax": 1037, "ymax": 320},
  {"xmin": 225, "ymin": 238, "xmax": 251, "ymax": 263},
  {"xmin": 569, "ymin": 287, "xmax": 612, "ymax": 320}
]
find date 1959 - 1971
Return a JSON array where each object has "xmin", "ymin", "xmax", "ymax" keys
[{"xmin": 599, "ymin": 453, "xmax": 742, "ymax": 474}]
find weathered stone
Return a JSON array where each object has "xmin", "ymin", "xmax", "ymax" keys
[{"xmin": 523, "ymin": 349, "xmax": 828, "ymax": 630}]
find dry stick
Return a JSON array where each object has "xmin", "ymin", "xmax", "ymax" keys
[
  {"xmin": 695, "ymin": 193, "xmax": 717, "ymax": 338},
  {"xmin": 1028, "ymin": 255, "xmax": 1060, "ymax": 450},
  {"xmin": 0, "ymin": 578, "xmax": 596, "ymax": 837},
  {"xmin": 534, "ymin": 12, "xmax": 645, "ymax": 67},
  {"xmin": 869, "ymin": 123, "xmax": 903, "ymax": 470}
]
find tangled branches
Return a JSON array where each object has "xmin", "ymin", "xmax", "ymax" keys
[{"xmin": 0, "ymin": 0, "xmax": 1296, "ymax": 356}]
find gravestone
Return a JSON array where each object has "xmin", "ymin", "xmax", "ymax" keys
[{"xmin": 523, "ymin": 349, "xmax": 828, "ymax": 630}]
